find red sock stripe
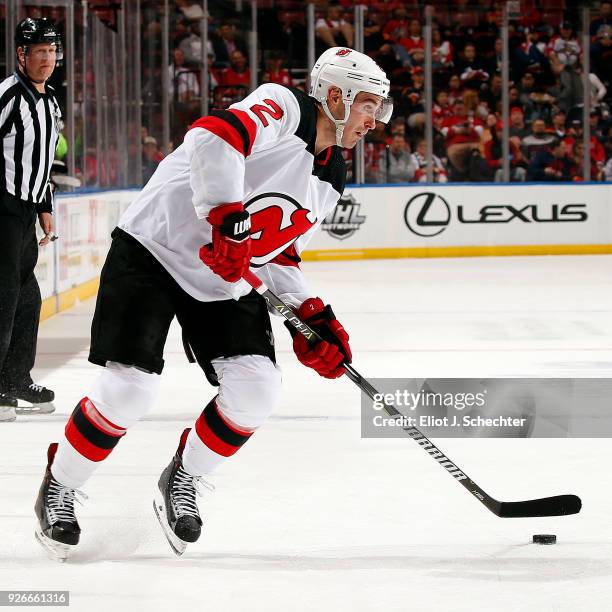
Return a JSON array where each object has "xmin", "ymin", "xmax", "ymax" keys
[
  {"xmin": 194, "ymin": 400, "xmax": 253, "ymax": 457},
  {"xmin": 64, "ymin": 398, "xmax": 125, "ymax": 462},
  {"xmin": 65, "ymin": 418, "xmax": 115, "ymax": 462},
  {"xmin": 195, "ymin": 414, "xmax": 237, "ymax": 457}
]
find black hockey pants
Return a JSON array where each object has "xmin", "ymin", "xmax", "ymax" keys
[{"xmin": 0, "ymin": 190, "xmax": 41, "ymax": 392}]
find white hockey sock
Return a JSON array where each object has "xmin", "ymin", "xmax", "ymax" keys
[
  {"xmin": 181, "ymin": 355, "xmax": 282, "ymax": 476},
  {"xmin": 51, "ymin": 362, "xmax": 160, "ymax": 488},
  {"xmin": 182, "ymin": 426, "xmax": 229, "ymax": 476},
  {"xmin": 52, "ymin": 440, "xmax": 98, "ymax": 489}
]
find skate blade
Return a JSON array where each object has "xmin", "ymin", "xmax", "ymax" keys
[
  {"xmin": 153, "ymin": 496, "xmax": 188, "ymax": 556},
  {"xmin": 16, "ymin": 402, "xmax": 56, "ymax": 415},
  {"xmin": 35, "ymin": 528, "xmax": 73, "ymax": 562}
]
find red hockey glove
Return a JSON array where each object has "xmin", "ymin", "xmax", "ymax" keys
[
  {"xmin": 199, "ymin": 203, "xmax": 251, "ymax": 283},
  {"xmin": 290, "ymin": 297, "xmax": 352, "ymax": 379}
]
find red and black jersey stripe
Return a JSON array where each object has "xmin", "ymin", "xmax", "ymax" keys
[
  {"xmin": 191, "ymin": 108, "xmax": 257, "ymax": 157},
  {"xmin": 65, "ymin": 397, "xmax": 126, "ymax": 462},
  {"xmin": 194, "ymin": 398, "xmax": 253, "ymax": 457}
]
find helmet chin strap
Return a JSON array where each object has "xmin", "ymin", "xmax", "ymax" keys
[{"xmin": 321, "ymin": 98, "xmax": 352, "ymax": 147}]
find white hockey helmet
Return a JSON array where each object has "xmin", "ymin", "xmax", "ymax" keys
[{"xmin": 309, "ymin": 47, "xmax": 393, "ymax": 146}]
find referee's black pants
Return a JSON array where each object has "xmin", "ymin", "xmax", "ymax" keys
[{"xmin": 0, "ymin": 190, "xmax": 41, "ymax": 393}]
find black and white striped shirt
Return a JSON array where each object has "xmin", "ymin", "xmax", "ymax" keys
[{"xmin": 0, "ymin": 70, "xmax": 61, "ymax": 211}]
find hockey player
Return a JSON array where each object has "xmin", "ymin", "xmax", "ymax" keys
[{"xmin": 35, "ymin": 47, "xmax": 392, "ymax": 560}]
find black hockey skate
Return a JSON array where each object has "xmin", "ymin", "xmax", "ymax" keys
[
  {"xmin": 153, "ymin": 428, "xmax": 213, "ymax": 556},
  {"xmin": 12, "ymin": 381, "xmax": 55, "ymax": 415},
  {"xmin": 0, "ymin": 392, "xmax": 17, "ymax": 422},
  {"xmin": 35, "ymin": 443, "xmax": 86, "ymax": 562}
]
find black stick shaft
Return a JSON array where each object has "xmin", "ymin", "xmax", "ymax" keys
[{"xmin": 243, "ymin": 271, "xmax": 581, "ymax": 518}]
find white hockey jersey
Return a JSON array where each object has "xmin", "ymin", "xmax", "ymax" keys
[{"xmin": 119, "ymin": 83, "xmax": 346, "ymax": 308}]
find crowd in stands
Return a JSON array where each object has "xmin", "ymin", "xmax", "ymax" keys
[{"xmin": 141, "ymin": 0, "xmax": 612, "ymax": 184}]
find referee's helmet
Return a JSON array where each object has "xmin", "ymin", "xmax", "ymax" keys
[{"xmin": 15, "ymin": 18, "xmax": 63, "ymax": 60}]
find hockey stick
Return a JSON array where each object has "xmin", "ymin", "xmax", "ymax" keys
[{"xmin": 243, "ymin": 270, "xmax": 581, "ymax": 518}]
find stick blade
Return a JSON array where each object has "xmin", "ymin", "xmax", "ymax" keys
[{"xmin": 498, "ymin": 494, "xmax": 581, "ymax": 518}]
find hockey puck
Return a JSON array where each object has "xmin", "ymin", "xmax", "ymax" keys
[{"xmin": 532, "ymin": 534, "xmax": 556, "ymax": 545}]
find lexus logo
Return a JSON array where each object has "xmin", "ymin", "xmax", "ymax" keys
[{"xmin": 404, "ymin": 192, "xmax": 451, "ymax": 237}]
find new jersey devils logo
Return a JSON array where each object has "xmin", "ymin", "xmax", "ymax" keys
[
  {"xmin": 245, "ymin": 193, "xmax": 315, "ymax": 267},
  {"xmin": 336, "ymin": 48, "xmax": 352, "ymax": 56}
]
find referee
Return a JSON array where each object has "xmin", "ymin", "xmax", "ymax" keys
[{"xmin": 0, "ymin": 18, "xmax": 63, "ymax": 421}]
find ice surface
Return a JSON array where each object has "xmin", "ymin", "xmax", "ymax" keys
[{"xmin": 2, "ymin": 255, "xmax": 611, "ymax": 611}]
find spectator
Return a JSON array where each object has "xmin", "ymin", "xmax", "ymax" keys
[
  {"xmin": 412, "ymin": 139, "xmax": 448, "ymax": 183},
  {"xmin": 473, "ymin": 9, "xmax": 499, "ymax": 56},
  {"xmin": 141, "ymin": 126, "xmax": 150, "ymax": 146},
  {"xmin": 383, "ymin": 6, "xmax": 410, "ymax": 45},
  {"xmin": 515, "ymin": 29, "xmax": 550, "ymax": 75},
  {"xmin": 221, "ymin": 50, "xmax": 250, "ymax": 87},
  {"xmin": 211, "ymin": 21, "xmax": 247, "ymax": 67},
  {"xmin": 488, "ymin": 37, "xmax": 504, "ymax": 76},
  {"xmin": 398, "ymin": 19, "xmax": 425, "ymax": 67},
  {"xmin": 590, "ymin": 1, "xmax": 612, "ymax": 37},
  {"xmin": 364, "ymin": 122, "xmax": 387, "ymax": 183},
  {"xmin": 261, "ymin": 52, "xmax": 293, "ymax": 87},
  {"xmin": 432, "ymin": 28, "xmax": 453, "ymax": 71},
  {"xmin": 548, "ymin": 21, "xmax": 581, "ymax": 68},
  {"xmin": 440, "ymin": 99, "xmax": 484, "ymax": 179},
  {"xmin": 521, "ymin": 118, "xmax": 556, "ymax": 161},
  {"xmin": 590, "ymin": 109, "xmax": 607, "ymax": 143},
  {"xmin": 517, "ymin": 71, "xmax": 549, "ymax": 121},
  {"xmin": 171, "ymin": 17, "xmax": 190, "ymax": 51},
  {"xmin": 589, "ymin": 71, "xmax": 608, "ymax": 109},
  {"xmin": 364, "ymin": 11, "xmax": 385, "ymax": 55},
  {"xmin": 179, "ymin": 22, "xmax": 213, "ymax": 68},
  {"xmin": 527, "ymin": 138, "xmax": 574, "ymax": 181},
  {"xmin": 315, "ymin": 4, "xmax": 354, "ymax": 51},
  {"xmin": 463, "ymin": 89, "xmax": 488, "ymax": 122},
  {"xmin": 509, "ymin": 107, "xmax": 530, "ymax": 139},
  {"xmin": 433, "ymin": 90, "xmax": 453, "ymax": 127},
  {"xmin": 142, "ymin": 136, "xmax": 162, "ymax": 184},
  {"xmin": 481, "ymin": 73, "xmax": 503, "ymax": 114},
  {"xmin": 169, "ymin": 48, "xmax": 199, "ymax": 103},
  {"xmin": 551, "ymin": 109, "xmax": 567, "ymax": 139},
  {"xmin": 572, "ymin": 142, "xmax": 604, "ymax": 181},
  {"xmin": 388, "ymin": 117, "xmax": 407, "ymax": 139},
  {"xmin": 455, "ymin": 43, "xmax": 490, "ymax": 89},
  {"xmin": 379, "ymin": 135, "xmax": 416, "ymax": 183},
  {"xmin": 272, "ymin": 11, "xmax": 307, "ymax": 71},
  {"xmin": 207, "ymin": 52, "xmax": 221, "ymax": 90},
  {"xmin": 564, "ymin": 120, "xmax": 607, "ymax": 168},
  {"xmin": 404, "ymin": 66, "xmax": 425, "ymax": 128},
  {"xmin": 550, "ymin": 57, "xmax": 583, "ymax": 113},
  {"xmin": 484, "ymin": 113, "xmax": 527, "ymax": 182},
  {"xmin": 376, "ymin": 43, "xmax": 403, "ymax": 77},
  {"xmin": 590, "ymin": 25, "xmax": 612, "ymax": 87},
  {"xmin": 509, "ymin": 85, "xmax": 521, "ymax": 110},
  {"xmin": 447, "ymin": 73, "xmax": 464, "ymax": 105}
]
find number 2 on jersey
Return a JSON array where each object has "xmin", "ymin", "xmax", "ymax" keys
[{"xmin": 250, "ymin": 99, "xmax": 284, "ymax": 127}]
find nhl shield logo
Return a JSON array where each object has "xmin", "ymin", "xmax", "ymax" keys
[{"xmin": 321, "ymin": 194, "xmax": 366, "ymax": 240}]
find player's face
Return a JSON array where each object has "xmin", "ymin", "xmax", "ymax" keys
[
  {"xmin": 342, "ymin": 92, "xmax": 382, "ymax": 149},
  {"xmin": 19, "ymin": 43, "xmax": 58, "ymax": 82}
]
